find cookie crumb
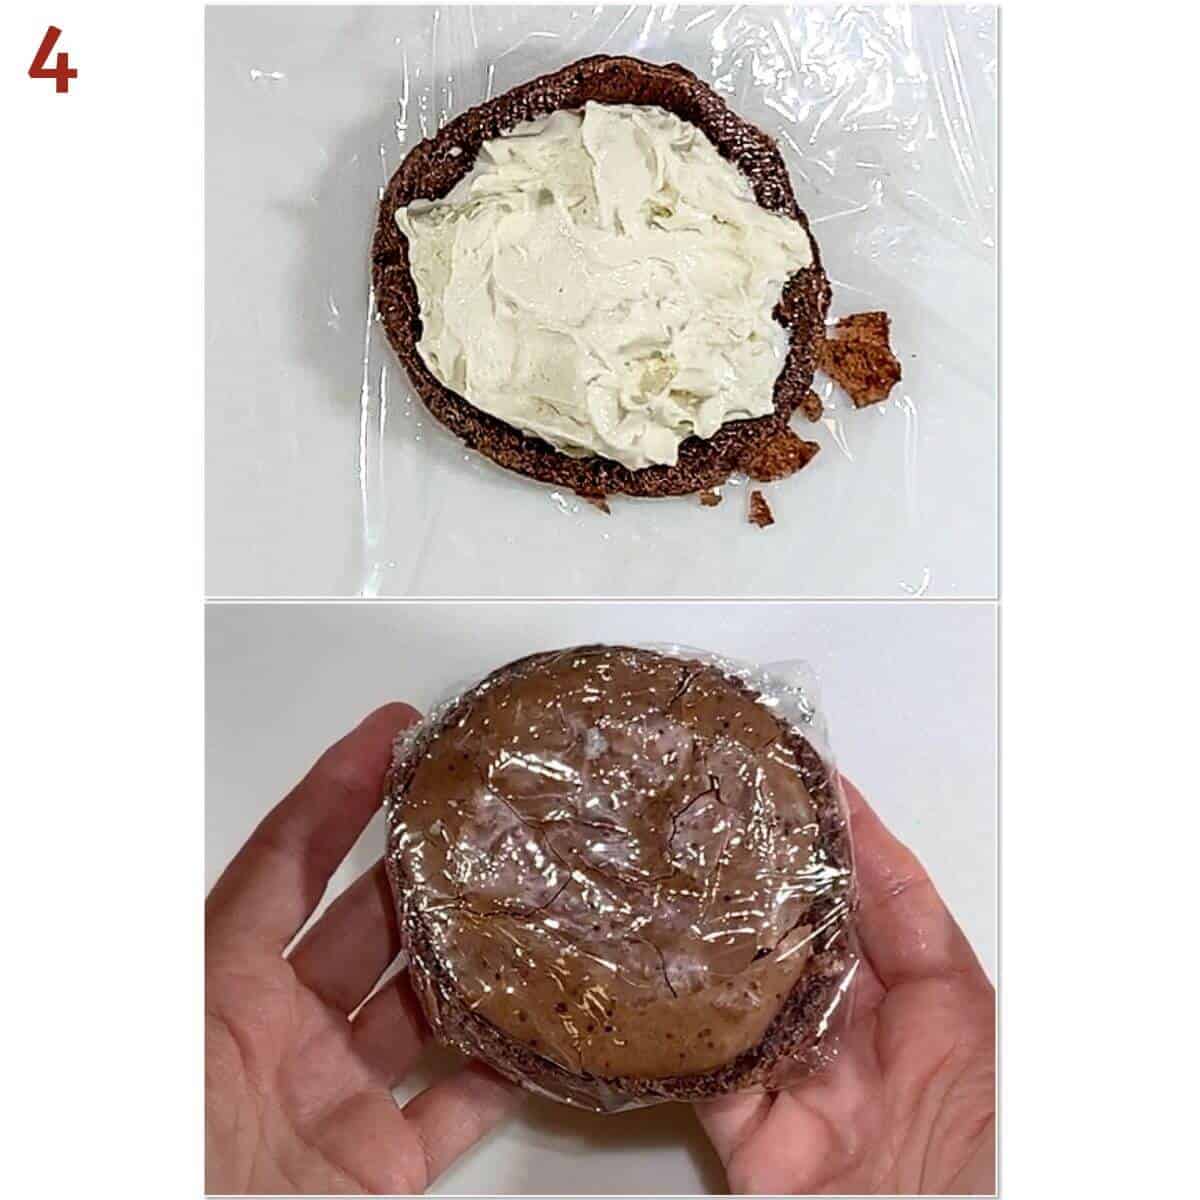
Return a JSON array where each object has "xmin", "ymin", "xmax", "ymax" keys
[
  {"xmin": 818, "ymin": 312, "xmax": 901, "ymax": 407},
  {"xmin": 743, "ymin": 429, "xmax": 820, "ymax": 482},
  {"xmin": 800, "ymin": 389, "xmax": 824, "ymax": 423},
  {"xmin": 748, "ymin": 491, "xmax": 775, "ymax": 528},
  {"xmin": 699, "ymin": 489, "xmax": 723, "ymax": 507},
  {"xmin": 581, "ymin": 495, "xmax": 611, "ymax": 514}
]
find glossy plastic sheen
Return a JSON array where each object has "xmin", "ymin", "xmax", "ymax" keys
[
  {"xmin": 347, "ymin": 5, "xmax": 997, "ymax": 597},
  {"xmin": 384, "ymin": 645, "xmax": 857, "ymax": 1111},
  {"xmin": 207, "ymin": 5, "xmax": 996, "ymax": 596}
]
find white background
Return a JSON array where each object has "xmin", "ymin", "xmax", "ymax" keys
[
  {"xmin": 2, "ymin": 0, "xmax": 1197, "ymax": 1197},
  {"xmin": 207, "ymin": 600, "xmax": 996, "ymax": 1194},
  {"xmin": 206, "ymin": 5, "xmax": 997, "ymax": 599}
]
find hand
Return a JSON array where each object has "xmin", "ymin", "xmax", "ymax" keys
[
  {"xmin": 696, "ymin": 779, "xmax": 996, "ymax": 1195},
  {"xmin": 205, "ymin": 704, "xmax": 522, "ymax": 1195}
]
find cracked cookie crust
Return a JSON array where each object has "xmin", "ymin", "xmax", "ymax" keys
[{"xmin": 384, "ymin": 645, "xmax": 854, "ymax": 1107}]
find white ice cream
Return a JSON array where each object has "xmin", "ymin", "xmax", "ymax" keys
[{"xmin": 396, "ymin": 102, "xmax": 813, "ymax": 470}]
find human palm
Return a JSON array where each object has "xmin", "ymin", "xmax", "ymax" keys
[
  {"xmin": 205, "ymin": 705, "xmax": 520, "ymax": 1194},
  {"xmin": 696, "ymin": 780, "xmax": 996, "ymax": 1195}
]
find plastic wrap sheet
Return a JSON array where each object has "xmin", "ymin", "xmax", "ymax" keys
[
  {"xmin": 383, "ymin": 643, "xmax": 858, "ymax": 1112},
  {"xmin": 207, "ymin": 5, "xmax": 996, "ymax": 597}
]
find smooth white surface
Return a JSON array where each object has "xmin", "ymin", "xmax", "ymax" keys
[
  {"xmin": 205, "ymin": 5, "xmax": 997, "ymax": 598},
  {"xmin": 207, "ymin": 601, "xmax": 996, "ymax": 1195}
]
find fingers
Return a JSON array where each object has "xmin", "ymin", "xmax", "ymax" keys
[
  {"xmin": 722, "ymin": 1022, "xmax": 886, "ymax": 1195},
  {"xmin": 304, "ymin": 1089, "xmax": 430, "ymax": 1196},
  {"xmin": 351, "ymin": 970, "xmax": 430, "ymax": 1085},
  {"xmin": 695, "ymin": 962, "xmax": 885, "ymax": 1175},
  {"xmin": 306, "ymin": 1063, "xmax": 523, "ymax": 1195},
  {"xmin": 402, "ymin": 1062, "xmax": 524, "ymax": 1187},
  {"xmin": 288, "ymin": 859, "xmax": 401, "ymax": 1014},
  {"xmin": 696, "ymin": 1026, "xmax": 885, "ymax": 1194},
  {"xmin": 207, "ymin": 702, "xmax": 421, "ymax": 953},
  {"xmin": 694, "ymin": 1092, "xmax": 773, "ymax": 1169},
  {"xmin": 841, "ymin": 776, "xmax": 986, "ymax": 989}
]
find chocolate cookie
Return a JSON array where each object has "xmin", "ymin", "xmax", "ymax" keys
[
  {"xmin": 384, "ymin": 646, "xmax": 855, "ymax": 1109},
  {"xmin": 371, "ymin": 56, "xmax": 832, "ymax": 498}
]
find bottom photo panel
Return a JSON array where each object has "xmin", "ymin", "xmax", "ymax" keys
[{"xmin": 206, "ymin": 602, "xmax": 997, "ymax": 1197}]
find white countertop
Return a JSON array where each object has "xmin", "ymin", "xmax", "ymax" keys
[{"xmin": 207, "ymin": 601, "xmax": 996, "ymax": 1194}]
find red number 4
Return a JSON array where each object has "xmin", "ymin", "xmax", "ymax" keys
[{"xmin": 28, "ymin": 26, "xmax": 77, "ymax": 94}]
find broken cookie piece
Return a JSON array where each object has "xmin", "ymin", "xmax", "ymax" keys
[
  {"xmin": 699, "ymin": 490, "xmax": 723, "ymax": 507},
  {"xmin": 818, "ymin": 312, "xmax": 902, "ymax": 408},
  {"xmin": 748, "ymin": 490, "xmax": 775, "ymax": 528},
  {"xmin": 800, "ymin": 389, "xmax": 824, "ymax": 423},
  {"xmin": 743, "ymin": 429, "xmax": 820, "ymax": 483}
]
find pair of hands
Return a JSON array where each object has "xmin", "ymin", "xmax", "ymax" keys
[{"xmin": 206, "ymin": 705, "xmax": 995, "ymax": 1195}]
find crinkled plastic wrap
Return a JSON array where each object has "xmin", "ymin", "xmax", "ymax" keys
[
  {"xmin": 348, "ymin": 4, "xmax": 996, "ymax": 596},
  {"xmin": 383, "ymin": 644, "xmax": 858, "ymax": 1112},
  {"xmin": 209, "ymin": 5, "xmax": 995, "ymax": 596}
]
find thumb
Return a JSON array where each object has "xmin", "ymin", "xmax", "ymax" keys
[{"xmin": 841, "ymin": 776, "xmax": 986, "ymax": 989}]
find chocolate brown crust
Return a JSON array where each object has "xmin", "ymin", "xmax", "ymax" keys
[
  {"xmin": 819, "ymin": 312, "xmax": 903, "ymax": 409},
  {"xmin": 800, "ymin": 388, "xmax": 825, "ymax": 423},
  {"xmin": 745, "ymin": 429, "xmax": 820, "ymax": 483},
  {"xmin": 371, "ymin": 55, "xmax": 832, "ymax": 498},
  {"xmin": 384, "ymin": 647, "xmax": 855, "ymax": 1106},
  {"xmin": 748, "ymin": 490, "xmax": 776, "ymax": 529}
]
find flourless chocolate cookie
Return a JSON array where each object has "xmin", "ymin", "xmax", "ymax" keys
[
  {"xmin": 384, "ymin": 646, "xmax": 855, "ymax": 1109},
  {"xmin": 371, "ymin": 56, "xmax": 832, "ymax": 498}
]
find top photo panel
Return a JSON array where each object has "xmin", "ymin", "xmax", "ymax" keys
[{"xmin": 206, "ymin": 5, "xmax": 997, "ymax": 598}]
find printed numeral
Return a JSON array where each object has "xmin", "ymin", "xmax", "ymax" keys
[{"xmin": 29, "ymin": 26, "xmax": 76, "ymax": 94}]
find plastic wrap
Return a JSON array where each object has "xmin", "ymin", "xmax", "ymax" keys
[
  {"xmin": 383, "ymin": 644, "xmax": 858, "ymax": 1112},
  {"xmin": 207, "ymin": 5, "xmax": 996, "ymax": 597}
]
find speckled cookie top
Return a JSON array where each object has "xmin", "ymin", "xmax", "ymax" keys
[{"xmin": 385, "ymin": 646, "xmax": 850, "ymax": 1082}]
